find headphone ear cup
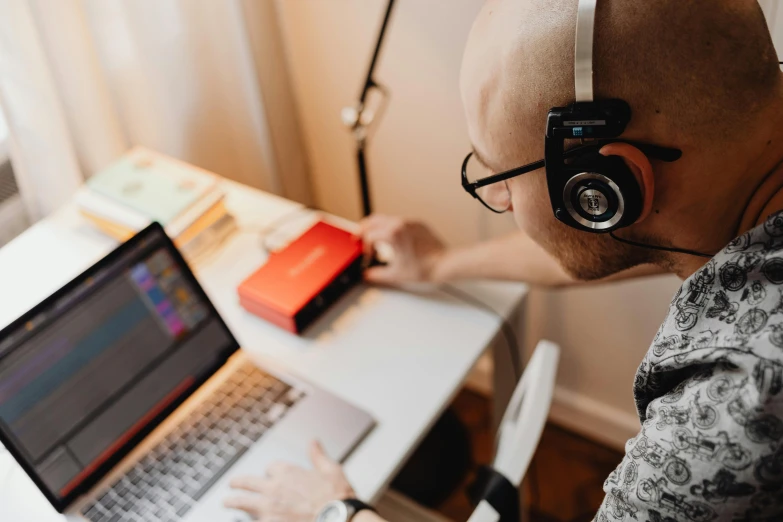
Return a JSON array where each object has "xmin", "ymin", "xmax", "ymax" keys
[
  {"xmin": 561, "ymin": 154, "xmax": 643, "ymax": 232},
  {"xmin": 602, "ymin": 156, "xmax": 642, "ymax": 227}
]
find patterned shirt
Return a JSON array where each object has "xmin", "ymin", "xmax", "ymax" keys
[{"xmin": 596, "ymin": 212, "xmax": 783, "ymax": 522}]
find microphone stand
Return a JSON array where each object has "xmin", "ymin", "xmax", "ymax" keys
[{"xmin": 342, "ymin": 0, "xmax": 396, "ymax": 217}]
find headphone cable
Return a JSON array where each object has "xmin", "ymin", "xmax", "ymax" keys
[
  {"xmin": 609, "ymin": 231, "xmax": 715, "ymax": 258},
  {"xmin": 440, "ymin": 284, "xmax": 522, "ymax": 384}
]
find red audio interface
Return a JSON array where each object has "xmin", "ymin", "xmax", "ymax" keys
[{"xmin": 237, "ymin": 221, "xmax": 364, "ymax": 333}]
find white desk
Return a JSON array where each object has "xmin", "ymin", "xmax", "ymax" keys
[{"xmin": 0, "ymin": 181, "xmax": 527, "ymax": 520}]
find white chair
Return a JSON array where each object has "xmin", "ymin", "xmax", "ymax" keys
[
  {"xmin": 467, "ymin": 340, "xmax": 560, "ymax": 522},
  {"xmin": 377, "ymin": 340, "xmax": 560, "ymax": 522}
]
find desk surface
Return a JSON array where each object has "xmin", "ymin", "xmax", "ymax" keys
[{"xmin": 0, "ymin": 181, "xmax": 527, "ymax": 519}]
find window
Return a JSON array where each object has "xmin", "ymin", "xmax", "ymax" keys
[
  {"xmin": 0, "ymin": 108, "xmax": 7, "ymax": 162},
  {"xmin": 0, "ymin": 109, "xmax": 30, "ymax": 247}
]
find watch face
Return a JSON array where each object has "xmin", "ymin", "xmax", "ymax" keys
[{"xmin": 317, "ymin": 501, "xmax": 349, "ymax": 522}]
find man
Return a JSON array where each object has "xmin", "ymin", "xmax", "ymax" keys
[{"xmin": 224, "ymin": 0, "xmax": 783, "ymax": 520}]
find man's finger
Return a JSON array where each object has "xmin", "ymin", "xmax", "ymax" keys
[
  {"xmin": 223, "ymin": 496, "xmax": 262, "ymax": 518},
  {"xmin": 364, "ymin": 266, "xmax": 399, "ymax": 285},
  {"xmin": 229, "ymin": 475, "xmax": 273, "ymax": 494},
  {"xmin": 310, "ymin": 440, "xmax": 338, "ymax": 473},
  {"xmin": 359, "ymin": 214, "xmax": 394, "ymax": 234},
  {"xmin": 362, "ymin": 226, "xmax": 398, "ymax": 247},
  {"xmin": 358, "ymin": 215, "xmax": 380, "ymax": 234}
]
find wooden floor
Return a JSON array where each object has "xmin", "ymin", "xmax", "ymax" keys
[{"xmin": 434, "ymin": 389, "xmax": 624, "ymax": 522}]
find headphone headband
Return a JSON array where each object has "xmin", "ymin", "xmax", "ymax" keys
[{"xmin": 575, "ymin": 0, "xmax": 597, "ymax": 102}]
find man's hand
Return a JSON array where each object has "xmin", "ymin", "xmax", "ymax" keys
[
  {"xmin": 224, "ymin": 441, "xmax": 355, "ymax": 522},
  {"xmin": 360, "ymin": 215, "xmax": 666, "ymax": 286},
  {"xmin": 359, "ymin": 215, "xmax": 446, "ymax": 284}
]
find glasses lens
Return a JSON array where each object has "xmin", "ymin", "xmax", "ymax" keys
[{"xmin": 465, "ymin": 154, "xmax": 511, "ymax": 212}]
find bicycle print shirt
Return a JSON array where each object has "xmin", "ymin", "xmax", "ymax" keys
[{"xmin": 596, "ymin": 212, "xmax": 783, "ymax": 522}]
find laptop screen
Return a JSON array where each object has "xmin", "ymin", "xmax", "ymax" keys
[{"xmin": 0, "ymin": 223, "xmax": 238, "ymax": 510}]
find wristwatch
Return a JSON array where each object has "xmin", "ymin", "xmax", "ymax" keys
[{"xmin": 314, "ymin": 499, "xmax": 375, "ymax": 522}]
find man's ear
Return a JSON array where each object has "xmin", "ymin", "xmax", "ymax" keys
[{"xmin": 599, "ymin": 142, "xmax": 655, "ymax": 223}]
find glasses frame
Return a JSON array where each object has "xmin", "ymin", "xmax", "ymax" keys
[
  {"xmin": 461, "ymin": 153, "xmax": 544, "ymax": 213},
  {"xmin": 461, "ymin": 139, "xmax": 682, "ymax": 214}
]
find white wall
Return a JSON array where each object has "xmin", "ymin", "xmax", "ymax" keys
[
  {"xmin": 761, "ymin": 0, "xmax": 783, "ymax": 53},
  {"xmin": 274, "ymin": 0, "xmax": 518, "ymax": 242},
  {"xmin": 274, "ymin": 0, "xmax": 780, "ymax": 448}
]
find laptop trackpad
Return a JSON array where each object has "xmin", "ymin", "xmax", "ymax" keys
[{"xmin": 180, "ymin": 436, "xmax": 308, "ymax": 522}]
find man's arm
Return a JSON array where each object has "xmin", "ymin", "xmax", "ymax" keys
[
  {"xmin": 430, "ymin": 230, "xmax": 663, "ymax": 286},
  {"xmin": 360, "ymin": 215, "xmax": 665, "ymax": 287},
  {"xmin": 596, "ymin": 366, "xmax": 778, "ymax": 521}
]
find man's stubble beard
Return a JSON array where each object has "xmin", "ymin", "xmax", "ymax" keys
[
  {"xmin": 509, "ymin": 176, "xmax": 660, "ymax": 280},
  {"xmin": 541, "ymin": 226, "xmax": 658, "ymax": 281}
]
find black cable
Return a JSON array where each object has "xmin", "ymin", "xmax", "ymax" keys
[
  {"xmin": 611, "ymin": 66, "xmax": 783, "ymax": 259},
  {"xmin": 609, "ymin": 231, "xmax": 715, "ymax": 258},
  {"xmin": 440, "ymin": 284, "xmax": 522, "ymax": 384}
]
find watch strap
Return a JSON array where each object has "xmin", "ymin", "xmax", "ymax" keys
[{"xmin": 343, "ymin": 498, "xmax": 376, "ymax": 520}]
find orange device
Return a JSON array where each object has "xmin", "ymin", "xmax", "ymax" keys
[{"xmin": 237, "ymin": 221, "xmax": 364, "ymax": 333}]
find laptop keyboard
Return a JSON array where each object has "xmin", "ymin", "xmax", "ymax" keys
[{"xmin": 80, "ymin": 362, "xmax": 306, "ymax": 522}]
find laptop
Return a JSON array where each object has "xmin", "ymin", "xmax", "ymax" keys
[{"xmin": 0, "ymin": 222, "xmax": 374, "ymax": 521}]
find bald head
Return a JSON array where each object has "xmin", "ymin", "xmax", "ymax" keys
[
  {"xmin": 463, "ymin": 0, "xmax": 778, "ymax": 154},
  {"xmin": 460, "ymin": 0, "xmax": 783, "ymax": 279}
]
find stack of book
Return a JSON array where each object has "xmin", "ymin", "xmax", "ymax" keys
[{"xmin": 77, "ymin": 147, "xmax": 234, "ymax": 255}]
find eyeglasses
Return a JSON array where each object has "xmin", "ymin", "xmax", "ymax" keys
[
  {"xmin": 461, "ymin": 140, "xmax": 682, "ymax": 213},
  {"xmin": 461, "ymin": 152, "xmax": 545, "ymax": 214}
]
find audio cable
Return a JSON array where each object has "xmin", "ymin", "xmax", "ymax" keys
[
  {"xmin": 439, "ymin": 283, "xmax": 522, "ymax": 385},
  {"xmin": 609, "ymin": 231, "xmax": 715, "ymax": 259}
]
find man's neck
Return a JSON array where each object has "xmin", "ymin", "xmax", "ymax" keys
[
  {"xmin": 670, "ymin": 100, "xmax": 783, "ymax": 278},
  {"xmin": 658, "ymin": 82, "xmax": 783, "ymax": 279},
  {"xmin": 740, "ymin": 157, "xmax": 783, "ymax": 231}
]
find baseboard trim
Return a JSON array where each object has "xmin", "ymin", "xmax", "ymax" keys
[{"xmin": 548, "ymin": 386, "xmax": 641, "ymax": 451}]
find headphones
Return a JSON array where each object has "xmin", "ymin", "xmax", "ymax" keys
[{"xmin": 545, "ymin": 0, "xmax": 682, "ymax": 233}]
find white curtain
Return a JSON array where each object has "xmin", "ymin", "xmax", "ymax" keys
[
  {"xmin": 0, "ymin": 105, "xmax": 7, "ymax": 155},
  {"xmin": 0, "ymin": 0, "xmax": 312, "ymax": 221}
]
